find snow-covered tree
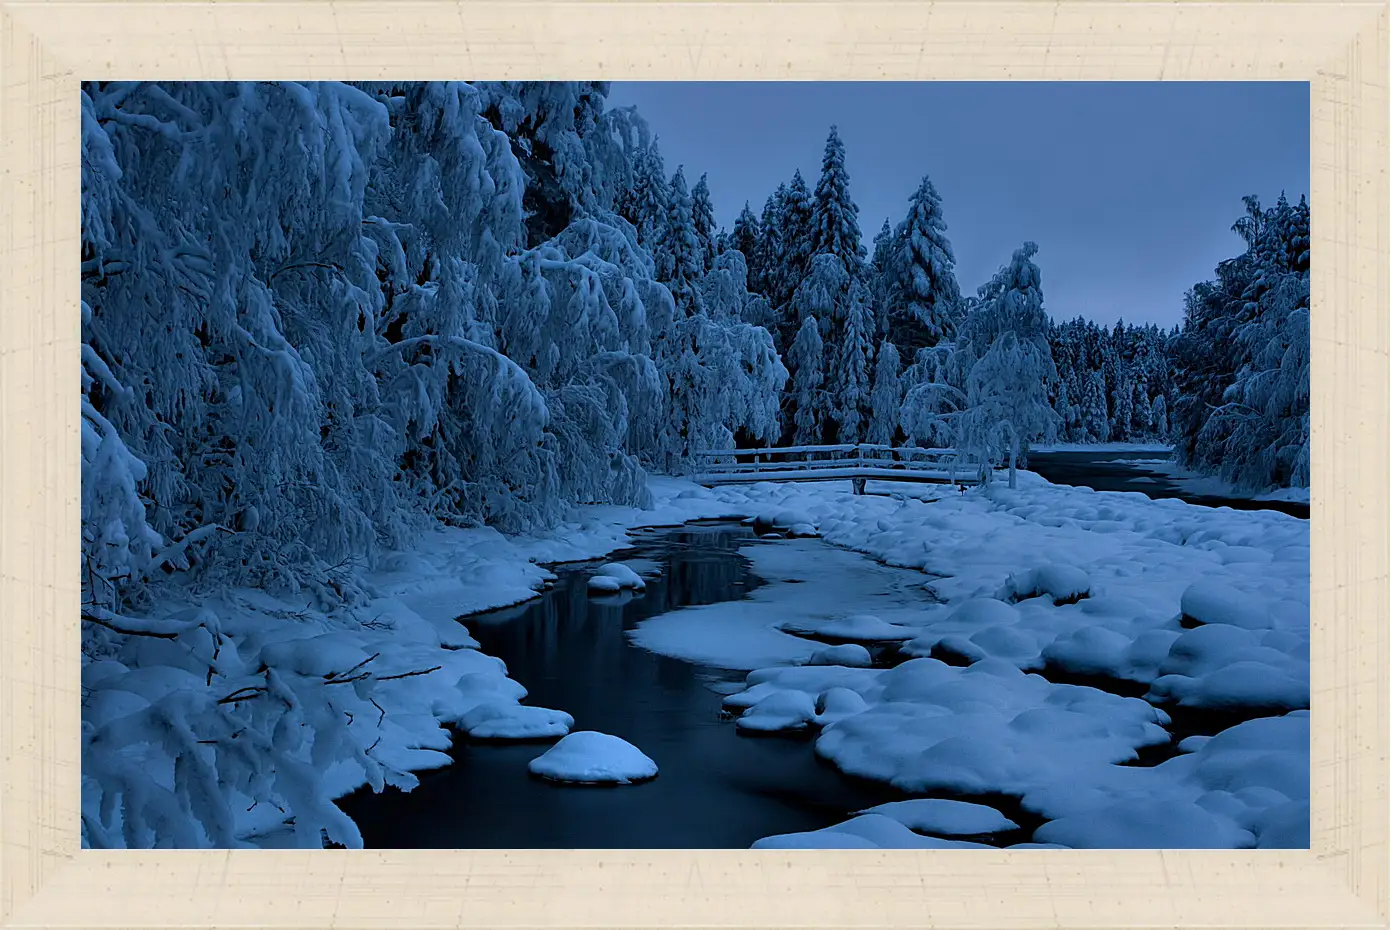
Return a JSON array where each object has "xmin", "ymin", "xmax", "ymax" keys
[
  {"xmin": 809, "ymin": 126, "xmax": 865, "ymax": 272},
  {"xmin": 867, "ymin": 340, "xmax": 903, "ymax": 445},
  {"xmin": 887, "ymin": 174, "xmax": 961, "ymax": 351},
  {"xmin": 654, "ymin": 166, "xmax": 706, "ymax": 316},
  {"xmin": 1171, "ymin": 193, "xmax": 1310, "ymax": 489},
  {"xmin": 691, "ymin": 172, "xmax": 718, "ymax": 272},
  {"xmin": 833, "ymin": 281, "xmax": 875, "ymax": 443},
  {"xmin": 730, "ymin": 202, "xmax": 762, "ymax": 289},
  {"xmin": 901, "ymin": 242, "xmax": 1057, "ymax": 485},
  {"xmin": 1150, "ymin": 393, "xmax": 1168, "ymax": 439},
  {"xmin": 789, "ymin": 315, "xmax": 827, "ymax": 445}
]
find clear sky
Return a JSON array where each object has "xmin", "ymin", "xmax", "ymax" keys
[{"xmin": 603, "ymin": 82, "xmax": 1309, "ymax": 328}]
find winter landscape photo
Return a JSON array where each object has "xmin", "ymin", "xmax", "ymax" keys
[{"xmin": 81, "ymin": 80, "xmax": 1311, "ymax": 851}]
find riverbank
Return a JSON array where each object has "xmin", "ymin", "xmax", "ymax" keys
[{"xmin": 82, "ymin": 470, "xmax": 1308, "ymax": 849}]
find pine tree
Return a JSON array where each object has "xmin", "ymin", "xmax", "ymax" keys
[
  {"xmin": 615, "ymin": 142, "xmax": 669, "ymax": 251},
  {"xmin": 730, "ymin": 202, "xmax": 762, "ymax": 287},
  {"xmin": 1083, "ymin": 370, "xmax": 1111, "ymax": 441},
  {"xmin": 869, "ymin": 219, "xmax": 896, "ymax": 336},
  {"xmin": 809, "ymin": 126, "xmax": 865, "ymax": 272},
  {"xmin": 888, "ymin": 174, "xmax": 961, "ymax": 352},
  {"xmin": 789, "ymin": 315, "xmax": 827, "ymax": 445},
  {"xmin": 691, "ymin": 172, "xmax": 718, "ymax": 273},
  {"xmin": 778, "ymin": 171, "xmax": 816, "ymax": 305},
  {"xmin": 656, "ymin": 166, "xmax": 705, "ymax": 315},
  {"xmin": 953, "ymin": 243, "xmax": 1059, "ymax": 487},
  {"xmin": 867, "ymin": 340, "xmax": 903, "ymax": 445},
  {"xmin": 833, "ymin": 281, "xmax": 875, "ymax": 443}
]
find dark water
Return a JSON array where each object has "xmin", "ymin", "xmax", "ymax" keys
[
  {"xmin": 338, "ymin": 524, "xmax": 901, "ymax": 849},
  {"xmin": 1025, "ymin": 449, "xmax": 1309, "ymax": 519}
]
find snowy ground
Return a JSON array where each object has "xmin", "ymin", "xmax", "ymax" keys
[
  {"xmin": 619, "ymin": 472, "xmax": 1309, "ymax": 848},
  {"xmin": 82, "ymin": 470, "xmax": 1308, "ymax": 850}
]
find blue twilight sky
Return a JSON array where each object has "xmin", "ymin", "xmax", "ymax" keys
[{"xmin": 604, "ymin": 82, "xmax": 1309, "ymax": 328}]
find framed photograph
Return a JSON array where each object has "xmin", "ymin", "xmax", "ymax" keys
[{"xmin": 1, "ymin": 1, "xmax": 1385, "ymax": 927}]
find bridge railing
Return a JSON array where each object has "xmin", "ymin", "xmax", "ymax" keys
[{"xmin": 692, "ymin": 443, "xmax": 988, "ymax": 487}]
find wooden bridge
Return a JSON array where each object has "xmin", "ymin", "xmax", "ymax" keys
[{"xmin": 692, "ymin": 444, "xmax": 988, "ymax": 494}]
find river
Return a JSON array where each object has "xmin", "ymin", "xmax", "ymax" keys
[{"xmin": 338, "ymin": 452, "xmax": 1301, "ymax": 848}]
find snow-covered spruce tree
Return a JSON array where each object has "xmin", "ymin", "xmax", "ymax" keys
[
  {"xmin": 614, "ymin": 138, "xmax": 669, "ymax": 252},
  {"xmin": 773, "ymin": 172, "xmax": 817, "ymax": 312},
  {"xmin": 654, "ymin": 166, "xmax": 707, "ymax": 316},
  {"xmin": 869, "ymin": 219, "xmax": 896, "ymax": 337},
  {"xmin": 886, "ymin": 174, "xmax": 962, "ymax": 352},
  {"xmin": 730, "ymin": 203, "xmax": 762, "ymax": 290},
  {"xmin": 786, "ymin": 253, "xmax": 851, "ymax": 440},
  {"xmin": 833, "ymin": 281, "xmax": 875, "ymax": 444},
  {"xmin": 867, "ymin": 340, "xmax": 903, "ymax": 446},
  {"xmin": 1150, "ymin": 392, "xmax": 1169, "ymax": 439},
  {"xmin": 903, "ymin": 243, "xmax": 1058, "ymax": 484},
  {"xmin": 1082, "ymin": 370, "xmax": 1111, "ymax": 441},
  {"xmin": 809, "ymin": 126, "xmax": 865, "ymax": 272},
  {"xmin": 789, "ymin": 315, "xmax": 828, "ymax": 445},
  {"xmin": 691, "ymin": 172, "xmax": 718, "ymax": 273},
  {"xmin": 1170, "ymin": 193, "xmax": 1309, "ymax": 489}
]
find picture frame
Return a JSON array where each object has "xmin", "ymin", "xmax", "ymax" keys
[{"xmin": 1, "ymin": 2, "xmax": 1385, "ymax": 927}]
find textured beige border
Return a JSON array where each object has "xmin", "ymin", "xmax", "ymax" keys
[{"xmin": 1, "ymin": 2, "xmax": 1386, "ymax": 928}]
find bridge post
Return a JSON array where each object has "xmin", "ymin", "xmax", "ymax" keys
[{"xmin": 852, "ymin": 477, "xmax": 866, "ymax": 495}]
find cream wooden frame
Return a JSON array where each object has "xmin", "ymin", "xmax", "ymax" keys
[{"xmin": 1, "ymin": 2, "xmax": 1385, "ymax": 927}]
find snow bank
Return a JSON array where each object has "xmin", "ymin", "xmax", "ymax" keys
[
  {"xmin": 753, "ymin": 814, "xmax": 993, "ymax": 850},
  {"xmin": 855, "ymin": 799, "xmax": 1018, "ymax": 836},
  {"xmin": 527, "ymin": 731, "xmax": 658, "ymax": 784},
  {"xmin": 458, "ymin": 702, "xmax": 574, "ymax": 740}
]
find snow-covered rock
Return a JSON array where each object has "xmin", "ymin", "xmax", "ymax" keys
[
  {"xmin": 587, "ymin": 562, "xmax": 646, "ymax": 594},
  {"xmin": 527, "ymin": 731, "xmax": 658, "ymax": 784},
  {"xmin": 735, "ymin": 690, "xmax": 818, "ymax": 733},
  {"xmin": 998, "ymin": 564, "xmax": 1091, "ymax": 605},
  {"xmin": 458, "ymin": 702, "xmax": 574, "ymax": 740}
]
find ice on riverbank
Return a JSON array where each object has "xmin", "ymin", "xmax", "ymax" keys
[{"xmin": 527, "ymin": 731, "xmax": 658, "ymax": 784}]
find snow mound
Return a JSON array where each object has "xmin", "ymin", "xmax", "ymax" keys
[
  {"xmin": 1033, "ymin": 798, "xmax": 1256, "ymax": 848},
  {"xmin": 527, "ymin": 731, "xmax": 658, "ymax": 785},
  {"xmin": 736, "ymin": 690, "xmax": 818, "ymax": 733},
  {"xmin": 753, "ymin": 508, "xmax": 816, "ymax": 535},
  {"xmin": 588, "ymin": 563, "xmax": 646, "ymax": 594},
  {"xmin": 1146, "ymin": 624, "xmax": 1309, "ymax": 712},
  {"xmin": 811, "ymin": 658, "xmax": 1171, "ymax": 796},
  {"xmin": 855, "ymin": 798, "xmax": 1018, "ymax": 836},
  {"xmin": 1180, "ymin": 581, "xmax": 1270, "ymax": 630},
  {"xmin": 806, "ymin": 644, "xmax": 873, "ymax": 667},
  {"xmin": 813, "ymin": 687, "xmax": 870, "ymax": 725},
  {"xmin": 780, "ymin": 613, "xmax": 915, "ymax": 643},
  {"xmin": 998, "ymin": 564, "xmax": 1091, "ymax": 605},
  {"xmin": 752, "ymin": 814, "xmax": 993, "ymax": 850},
  {"xmin": 458, "ymin": 702, "xmax": 574, "ymax": 740}
]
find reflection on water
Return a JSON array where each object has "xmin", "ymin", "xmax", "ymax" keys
[
  {"xmin": 1026, "ymin": 450, "xmax": 1309, "ymax": 519},
  {"xmin": 338, "ymin": 524, "xmax": 898, "ymax": 848}
]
